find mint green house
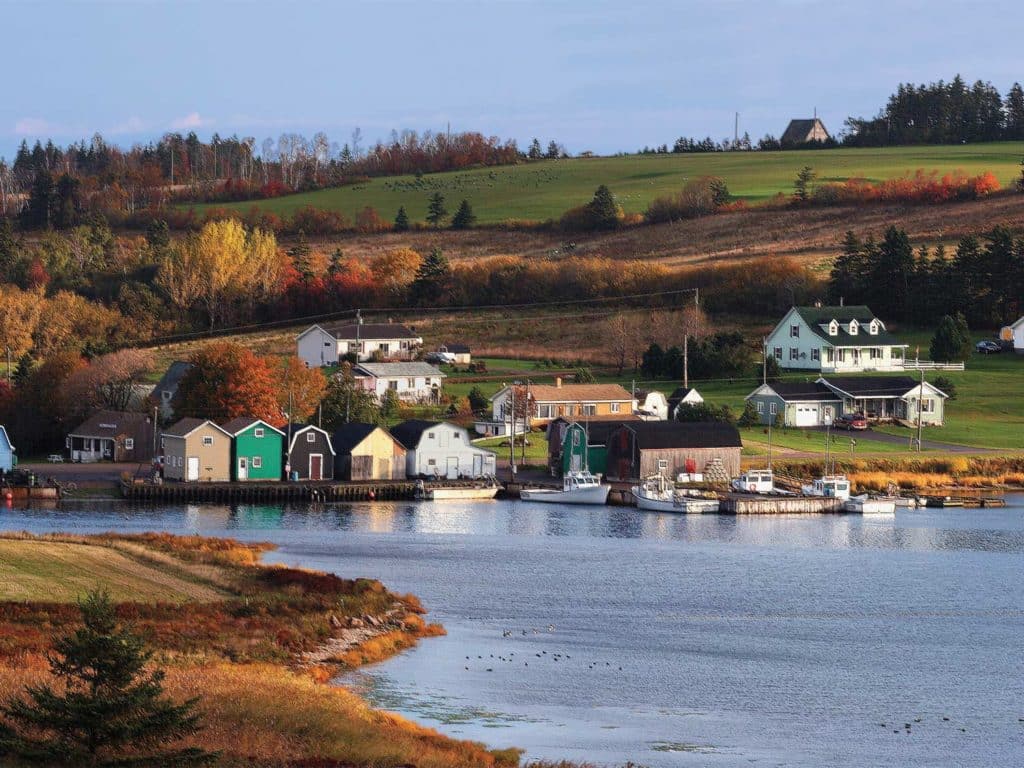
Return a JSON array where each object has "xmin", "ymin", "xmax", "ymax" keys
[{"xmin": 221, "ymin": 417, "xmax": 285, "ymax": 481}]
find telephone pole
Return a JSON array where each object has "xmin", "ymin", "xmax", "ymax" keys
[{"xmin": 916, "ymin": 368, "xmax": 924, "ymax": 452}]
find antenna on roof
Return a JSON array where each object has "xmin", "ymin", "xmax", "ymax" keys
[{"xmin": 814, "ymin": 106, "xmax": 817, "ymax": 120}]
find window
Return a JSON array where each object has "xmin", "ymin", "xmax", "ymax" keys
[
  {"xmin": 306, "ymin": 432, "xmax": 315, "ymax": 443},
  {"xmin": 407, "ymin": 378, "xmax": 415, "ymax": 388},
  {"xmin": 849, "ymin": 320, "xmax": 858, "ymax": 335},
  {"xmin": 869, "ymin": 348, "xmax": 882, "ymax": 360},
  {"xmin": 388, "ymin": 380, "xmax": 399, "ymax": 390},
  {"xmin": 124, "ymin": 438, "xmax": 134, "ymax": 450},
  {"xmin": 324, "ymin": 341, "xmax": 332, "ymax": 347},
  {"xmin": 582, "ymin": 404, "xmax": 597, "ymax": 415},
  {"xmin": 921, "ymin": 399, "xmax": 935, "ymax": 413},
  {"xmin": 826, "ymin": 348, "xmax": 834, "ymax": 362},
  {"xmin": 773, "ymin": 347, "xmax": 783, "ymax": 361},
  {"xmin": 869, "ymin": 321, "xmax": 879, "ymax": 335},
  {"xmin": 573, "ymin": 430, "xmax": 581, "ymax": 446},
  {"xmin": 769, "ymin": 402, "xmax": 778, "ymax": 415},
  {"xmin": 453, "ymin": 432, "xmax": 461, "ymax": 440},
  {"xmin": 254, "ymin": 427, "xmax": 265, "ymax": 438},
  {"xmin": 380, "ymin": 343, "xmax": 390, "ymax": 354},
  {"xmin": 657, "ymin": 459, "xmax": 668, "ymax": 471},
  {"xmin": 428, "ymin": 432, "xmax": 436, "ymax": 439},
  {"xmin": 837, "ymin": 350, "xmax": 846, "ymax": 362},
  {"xmin": 427, "ymin": 458, "xmax": 436, "ymax": 466},
  {"xmin": 828, "ymin": 321, "xmax": 838, "ymax": 336},
  {"xmin": 202, "ymin": 436, "xmax": 213, "ymax": 446},
  {"xmin": 811, "ymin": 349, "xmax": 820, "ymax": 361},
  {"xmin": 538, "ymin": 404, "xmax": 553, "ymax": 418},
  {"xmin": 611, "ymin": 402, "xmax": 620, "ymax": 413},
  {"xmin": 162, "ymin": 391, "xmax": 171, "ymax": 401},
  {"xmin": 789, "ymin": 348, "xmax": 799, "ymax": 360},
  {"xmin": 790, "ymin": 324, "xmax": 800, "ymax": 338},
  {"xmin": 253, "ymin": 456, "xmax": 263, "ymax": 468},
  {"xmin": 756, "ymin": 401, "xmax": 764, "ymax": 413}
]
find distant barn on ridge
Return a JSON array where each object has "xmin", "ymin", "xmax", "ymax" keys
[{"xmin": 780, "ymin": 117, "xmax": 830, "ymax": 147}]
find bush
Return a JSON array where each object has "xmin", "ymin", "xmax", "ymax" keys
[
  {"xmin": 933, "ymin": 376, "xmax": 957, "ymax": 400},
  {"xmin": 644, "ymin": 176, "xmax": 730, "ymax": 223}
]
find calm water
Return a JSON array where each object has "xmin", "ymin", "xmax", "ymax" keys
[{"xmin": 2, "ymin": 498, "xmax": 1022, "ymax": 767}]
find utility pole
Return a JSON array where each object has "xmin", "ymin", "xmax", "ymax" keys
[
  {"xmin": 683, "ymin": 334, "xmax": 689, "ymax": 389},
  {"xmin": 767, "ymin": 412, "xmax": 774, "ymax": 471},
  {"xmin": 521, "ymin": 379, "xmax": 529, "ymax": 468},
  {"xmin": 762, "ymin": 337, "xmax": 767, "ymax": 385},
  {"xmin": 5, "ymin": 346, "xmax": 9, "ymax": 387},
  {"xmin": 916, "ymin": 368, "xmax": 924, "ymax": 452},
  {"xmin": 152, "ymin": 405, "xmax": 158, "ymax": 461},
  {"xmin": 734, "ymin": 112, "xmax": 739, "ymax": 148},
  {"xmin": 508, "ymin": 384, "xmax": 516, "ymax": 481}
]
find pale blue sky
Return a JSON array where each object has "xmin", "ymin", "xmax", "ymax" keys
[{"xmin": 2, "ymin": 0, "xmax": 1021, "ymax": 159}]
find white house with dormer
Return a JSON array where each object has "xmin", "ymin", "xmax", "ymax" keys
[
  {"xmin": 297, "ymin": 321, "xmax": 422, "ymax": 367},
  {"xmin": 765, "ymin": 305, "xmax": 908, "ymax": 373}
]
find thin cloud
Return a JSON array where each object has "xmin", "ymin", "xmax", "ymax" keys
[
  {"xmin": 169, "ymin": 112, "xmax": 207, "ymax": 130},
  {"xmin": 14, "ymin": 117, "xmax": 52, "ymax": 135},
  {"xmin": 111, "ymin": 115, "xmax": 146, "ymax": 135}
]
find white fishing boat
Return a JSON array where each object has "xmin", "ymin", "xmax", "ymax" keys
[
  {"xmin": 843, "ymin": 494, "xmax": 896, "ymax": 514},
  {"xmin": 631, "ymin": 475, "xmax": 720, "ymax": 514},
  {"xmin": 416, "ymin": 480, "xmax": 500, "ymax": 501},
  {"xmin": 801, "ymin": 475, "xmax": 852, "ymax": 501},
  {"xmin": 731, "ymin": 468, "xmax": 775, "ymax": 494},
  {"xmin": 520, "ymin": 470, "xmax": 610, "ymax": 505}
]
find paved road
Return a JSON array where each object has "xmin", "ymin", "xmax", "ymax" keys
[{"xmin": 809, "ymin": 426, "xmax": 981, "ymax": 453}]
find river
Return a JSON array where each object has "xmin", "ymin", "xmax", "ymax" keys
[{"xmin": 1, "ymin": 498, "xmax": 1022, "ymax": 767}]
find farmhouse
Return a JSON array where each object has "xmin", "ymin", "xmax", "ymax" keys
[
  {"xmin": 332, "ymin": 423, "xmax": 406, "ymax": 481},
  {"xmin": 489, "ymin": 379, "xmax": 634, "ymax": 431},
  {"xmin": 67, "ymin": 410, "xmax": 156, "ymax": 463},
  {"xmin": 999, "ymin": 316, "xmax": 1024, "ymax": 352},
  {"xmin": 390, "ymin": 420, "xmax": 496, "ymax": 479},
  {"xmin": 162, "ymin": 418, "xmax": 232, "ymax": 482},
  {"xmin": 634, "ymin": 391, "xmax": 669, "ymax": 421},
  {"xmin": 285, "ymin": 424, "xmax": 335, "ymax": 481},
  {"xmin": 546, "ymin": 416, "xmax": 641, "ymax": 477},
  {"xmin": 745, "ymin": 376, "xmax": 948, "ymax": 427},
  {"xmin": 0, "ymin": 426, "xmax": 15, "ymax": 472},
  {"xmin": 352, "ymin": 362, "xmax": 446, "ymax": 403},
  {"xmin": 766, "ymin": 305, "xmax": 908, "ymax": 373},
  {"xmin": 666, "ymin": 387, "xmax": 704, "ymax": 419},
  {"xmin": 781, "ymin": 117, "xmax": 830, "ymax": 146},
  {"xmin": 604, "ymin": 422, "xmax": 742, "ymax": 483},
  {"xmin": 296, "ymin": 321, "xmax": 422, "ymax": 367},
  {"xmin": 221, "ymin": 417, "xmax": 284, "ymax": 482},
  {"xmin": 151, "ymin": 362, "xmax": 192, "ymax": 421}
]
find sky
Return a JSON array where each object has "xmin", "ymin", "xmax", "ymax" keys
[{"xmin": 2, "ymin": 0, "xmax": 1022, "ymax": 159}]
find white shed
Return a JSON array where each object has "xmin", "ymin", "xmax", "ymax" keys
[
  {"xmin": 1000, "ymin": 317, "xmax": 1024, "ymax": 353},
  {"xmin": 389, "ymin": 420, "xmax": 497, "ymax": 479}
]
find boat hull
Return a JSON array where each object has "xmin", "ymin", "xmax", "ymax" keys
[
  {"xmin": 635, "ymin": 494, "xmax": 720, "ymax": 514},
  {"xmin": 843, "ymin": 496, "xmax": 896, "ymax": 515},
  {"xmin": 520, "ymin": 485, "xmax": 611, "ymax": 505},
  {"xmin": 426, "ymin": 487, "xmax": 500, "ymax": 500}
]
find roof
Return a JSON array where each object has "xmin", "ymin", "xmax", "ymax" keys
[
  {"xmin": 319, "ymin": 322, "xmax": 420, "ymax": 341},
  {"xmin": 162, "ymin": 417, "xmax": 230, "ymax": 438},
  {"xmin": 330, "ymin": 423, "xmax": 399, "ymax": 454},
  {"xmin": 354, "ymin": 362, "xmax": 445, "ymax": 378},
  {"xmin": 556, "ymin": 418, "xmax": 643, "ymax": 445},
  {"xmin": 440, "ymin": 343, "xmax": 471, "ymax": 353},
  {"xmin": 515, "ymin": 383, "xmax": 633, "ymax": 403},
  {"xmin": 612, "ymin": 421, "xmax": 742, "ymax": 449},
  {"xmin": 285, "ymin": 423, "xmax": 335, "ymax": 455},
  {"xmin": 818, "ymin": 376, "xmax": 939, "ymax": 399},
  {"xmin": 790, "ymin": 306, "xmax": 905, "ymax": 347},
  {"xmin": 667, "ymin": 387, "xmax": 701, "ymax": 407},
  {"xmin": 153, "ymin": 361, "xmax": 192, "ymax": 392},
  {"xmin": 781, "ymin": 118, "xmax": 830, "ymax": 144},
  {"xmin": 0, "ymin": 425, "xmax": 12, "ymax": 450},
  {"xmin": 70, "ymin": 410, "xmax": 153, "ymax": 437},
  {"xmin": 750, "ymin": 382, "xmax": 840, "ymax": 403},
  {"xmin": 389, "ymin": 419, "xmax": 442, "ymax": 449},
  {"xmin": 220, "ymin": 417, "xmax": 285, "ymax": 437}
]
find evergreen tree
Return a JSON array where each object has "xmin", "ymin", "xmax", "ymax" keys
[
  {"xmin": 426, "ymin": 193, "xmax": 447, "ymax": 228},
  {"xmin": 1006, "ymin": 83, "xmax": 1024, "ymax": 140},
  {"xmin": 527, "ymin": 138, "xmax": 542, "ymax": 160},
  {"xmin": 12, "ymin": 353, "xmax": 33, "ymax": 388},
  {"xmin": 737, "ymin": 400, "xmax": 760, "ymax": 427},
  {"xmin": 450, "ymin": 199, "xmax": 476, "ymax": 230},
  {"xmin": 870, "ymin": 226, "xmax": 915, "ymax": 321},
  {"xmin": 145, "ymin": 219, "xmax": 171, "ymax": 254},
  {"xmin": 409, "ymin": 247, "xmax": 451, "ymax": 305},
  {"xmin": 0, "ymin": 217, "xmax": 18, "ymax": 282},
  {"xmin": 929, "ymin": 314, "xmax": 971, "ymax": 362},
  {"xmin": 379, "ymin": 388, "xmax": 400, "ymax": 421},
  {"xmin": 53, "ymin": 174, "xmax": 81, "ymax": 229},
  {"xmin": 287, "ymin": 232, "xmax": 313, "ymax": 280},
  {"xmin": 393, "ymin": 205, "xmax": 410, "ymax": 231},
  {"xmin": 467, "ymin": 385, "xmax": 489, "ymax": 414},
  {"xmin": 21, "ymin": 170, "xmax": 54, "ymax": 229},
  {"xmin": 0, "ymin": 591, "xmax": 214, "ymax": 767},
  {"xmin": 320, "ymin": 364, "xmax": 380, "ymax": 428},
  {"xmin": 545, "ymin": 140, "xmax": 560, "ymax": 159},
  {"xmin": 640, "ymin": 343, "xmax": 665, "ymax": 378},
  {"xmin": 793, "ymin": 166, "xmax": 815, "ymax": 202},
  {"xmin": 586, "ymin": 185, "xmax": 620, "ymax": 230}
]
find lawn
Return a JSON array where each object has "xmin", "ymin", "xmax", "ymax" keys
[
  {"xmin": 191, "ymin": 142, "xmax": 1024, "ymax": 224},
  {"xmin": 0, "ymin": 538, "xmax": 227, "ymax": 603},
  {"xmin": 476, "ymin": 435, "xmax": 549, "ymax": 460}
]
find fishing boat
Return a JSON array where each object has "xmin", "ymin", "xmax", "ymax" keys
[
  {"xmin": 843, "ymin": 494, "xmax": 896, "ymax": 514},
  {"xmin": 801, "ymin": 475, "xmax": 852, "ymax": 501},
  {"xmin": 631, "ymin": 475, "xmax": 720, "ymax": 514},
  {"xmin": 520, "ymin": 470, "xmax": 611, "ymax": 505},
  {"xmin": 731, "ymin": 468, "xmax": 775, "ymax": 494},
  {"xmin": 416, "ymin": 480, "xmax": 500, "ymax": 501}
]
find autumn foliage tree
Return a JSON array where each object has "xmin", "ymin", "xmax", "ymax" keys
[
  {"xmin": 173, "ymin": 342, "xmax": 282, "ymax": 425},
  {"xmin": 276, "ymin": 356, "xmax": 327, "ymax": 422}
]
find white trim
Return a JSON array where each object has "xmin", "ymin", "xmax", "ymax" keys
[{"xmin": 308, "ymin": 453, "xmax": 324, "ymax": 480}]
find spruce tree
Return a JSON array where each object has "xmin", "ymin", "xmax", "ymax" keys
[
  {"xmin": 287, "ymin": 231, "xmax": 313, "ymax": 280},
  {"xmin": 0, "ymin": 217, "xmax": 17, "ymax": 282},
  {"xmin": 527, "ymin": 138, "xmax": 542, "ymax": 160},
  {"xmin": 586, "ymin": 184, "xmax": 620, "ymax": 230},
  {"xmin": 450, "ymin": 199, "xmax": 476, "ymax": 230},
  {"xmin": 409, "ymin": 247, "xmax": 450, "ymax": 305},
  {"xmin": 393, "ymin": 205, "xmax": 410, "ymax": 231},
  {"xmin": 0, "ymin": 591, "xmax": 215, "ymax": 767},
  {"xmin": 426, "ymin": 193, "xmax": 447, "ymax": 228}
]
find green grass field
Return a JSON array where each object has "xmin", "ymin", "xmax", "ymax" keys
[{"xmin": 194, "ymin": 143, "xmax": 1024, "ymax": 224}]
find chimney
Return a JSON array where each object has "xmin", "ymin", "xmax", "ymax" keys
[{"xmin": 555, "ymin": 377, "xmax": 562, "ymax": 389}]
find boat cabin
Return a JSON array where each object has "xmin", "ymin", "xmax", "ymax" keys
[
  {"xmin": 733, "ymin": 469, "xmax": 774, "ymax": 494},
  {"xmin": 805, "ymin": 475, "xmax": 850, "ymax": 501}
]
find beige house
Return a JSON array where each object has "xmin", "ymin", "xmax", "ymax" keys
[
  {"xmin": 332, "ymin": 423, "xmax": 406, "ymax": 480},
  {"xmin": 490, "ymin": 379, "xmax": 634, "ymax": 430},
  {"xmin": 162, "ymin": 418, "xmax": 232, "ymax": 482}
]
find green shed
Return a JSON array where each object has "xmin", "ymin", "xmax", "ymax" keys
[
  {"xmin": 547, "ymin": 418, "xmax": 640, "ymax": 477},
  {"xmin": 221, "ymin": 417, "xmax": 285, "ymax": 481}
]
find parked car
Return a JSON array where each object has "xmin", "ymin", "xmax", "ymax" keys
[
  {"xmin": 425, "ymin": 351, "xmax": 456, "ymax": 364},
  {"xmin": 835, "ymin": 413, "xmax": 868, "ymax": 430},
  {"xmin": 975, "ymin": 340, "xmax": 1001, "ymax": 354}
]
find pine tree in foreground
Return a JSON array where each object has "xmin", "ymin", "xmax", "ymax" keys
[
  {"xmin": 393, "ymin": 205, "xmax": 410, "ymax": 231},
  {"xmin": 450, "ymin": 199, "xmax": 476, "ymax": 230},
  {"xmin": 0, "ymin": 590, "xmax": 216, "ymax": 767}
]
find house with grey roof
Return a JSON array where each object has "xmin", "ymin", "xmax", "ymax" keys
[
  {"xmin": 766, "ymin": 305, "xmax": 909, "ymax": 374},
  {"xmin": 296, "ymin": 320, "xmax": 422, "ymax": 367},
  {"xmin": 352, "ymin": 362, "xmax": 446, "ymax": 403},
  {"xmin": 781, "ymin": 117, "xmax": 830, "ymax": 146},
  {"xmin": 151, "ymin": 361, "xmax": 192, "ymax": 421},
  {"xmin": 67, "ymin": 410, "xmax": 156, "ymax": 463}
]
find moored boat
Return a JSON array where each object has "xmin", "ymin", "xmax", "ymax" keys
[
  {"xmin": 520, "ymin": 470, "xmax": 610, "ymax": 505},
  {"xmin": 801, "ymin": 475, "xmax": 851, "ymax": 501},
  {"xmin": 631, "ymin": 475, "xmax": 720, "ymax": 514},
  {"xmin": 731, "ymin": 468, "xmax": 774, "ymax": 494},
  {"xmin": 843, "ymin": 494, "xmax": 896, "ymax": 514},
  {"xmin": 416, "ymin": 480, "xmax": 500, "ymax": 501}
]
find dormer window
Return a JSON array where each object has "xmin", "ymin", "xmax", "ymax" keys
[
  {"xmin": 828, "ymin": 321, "xmax": 838, "ymax": 336},
  {"xmin": 790, "ymin": 324, "xmax": 800, "ymax": 338},
  {"xmin": 849, "ymin": 320, "xmax": 859, "ymax": 335},
  {"xmin": 868, "ymin": 320, "xmax": 879, "ymax": 335}
]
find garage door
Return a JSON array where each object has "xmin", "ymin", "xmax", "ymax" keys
[{"xmin": 794, "ymin": 405, "xmax": 819, "ymax": 427}]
